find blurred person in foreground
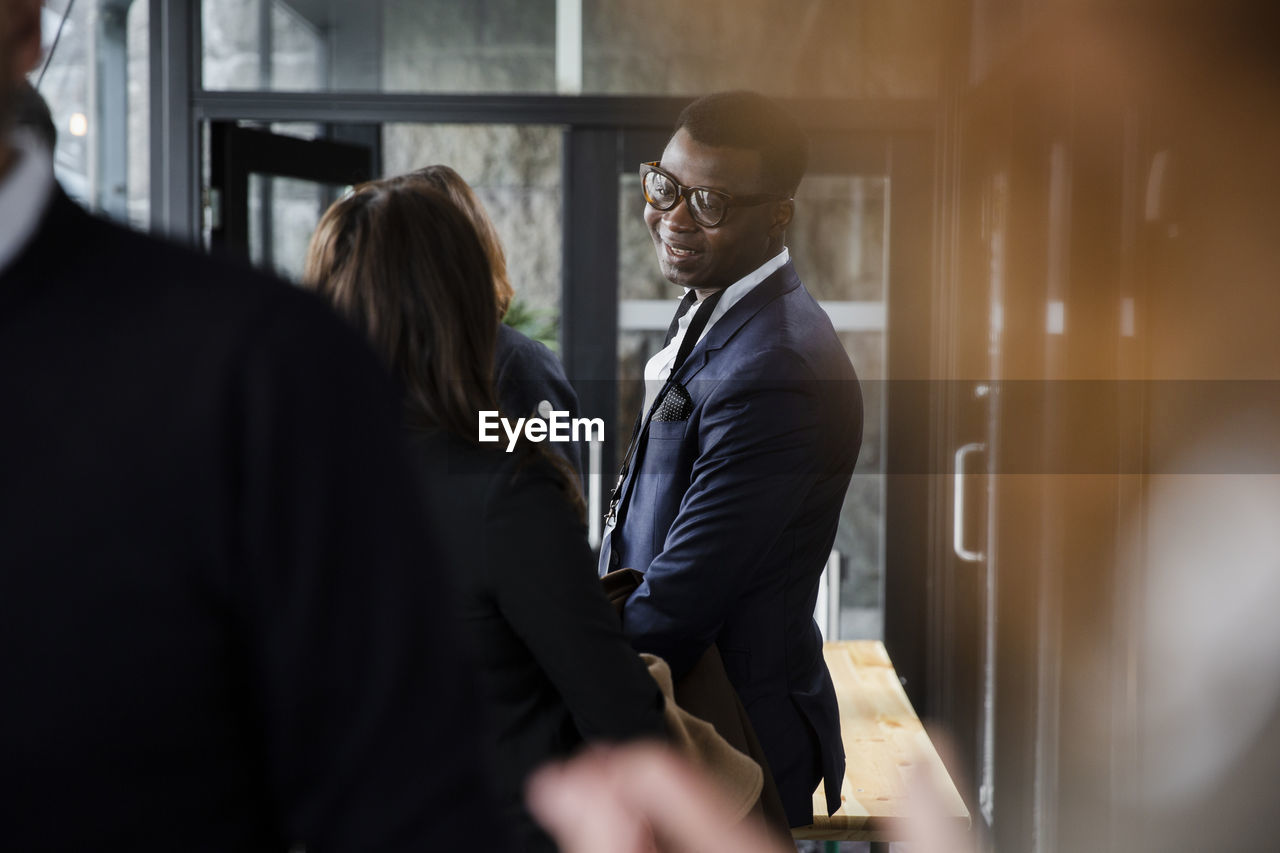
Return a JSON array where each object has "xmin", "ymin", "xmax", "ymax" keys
[
  {"xmin": 303, "ymin": 178, "xmax": 667, "ymax": 852},
  {"xmin": 0, "ymin": 0, "xmax": 495, "ymax": 848},
  {"xmin": 529, "ymin": 743, "xmax": 971, "ymax": 853},
  {"xmin": 390, "ymin": 164, "xmax": 584, "ymax": 482},
  {"xmin": 531, "ymin": 744, "xmax": 787, "ymax": 853}
]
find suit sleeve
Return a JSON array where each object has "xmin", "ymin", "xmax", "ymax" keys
[
  {"xmin": 620, "ymin": 348, "xmax": 825, "ymax": 677},
  {"xmin": 482, "ymin": 458, "xmax": 667, "ymax": 742},
  {"xmin": 234, "ymin": 290, "xmax": 498, "ymax": 852}
]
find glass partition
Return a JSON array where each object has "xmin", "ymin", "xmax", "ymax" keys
[
  {"xmin": 246, "ymin": 174, "xmax": 341, "ymax": 282},
  {"xmin": 383, "ymin": 124, "xmax": 564, "ymax": 335},
  {"xmin": 199, "ymin": 0, "xmax": 939, "ymax": 98},
  {"xmin": 221, "ymin": 122, "xmax": 564, "ymax": 344},
  {"xmin": 33, "ymin": 0, "xmax": 150, "ymax": 226},
  {"xmin": 583, "ymin": 0, "xmax": 940, "ymax": 98},
  {"xmin": 202, "ymin": 0, "xmax": 557, "ymax": 94}
]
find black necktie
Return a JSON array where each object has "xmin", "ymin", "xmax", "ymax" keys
[
  {"xmin": 663, "ymin": 290, "xmax": 699, "ymax": 347},
  {"xmin": 606, "ymin": 289, "xmax": 725, "ymax": 541},
  {"xmin": 666, "ymin": 289, "xmax": 724, "ymax": 379}
]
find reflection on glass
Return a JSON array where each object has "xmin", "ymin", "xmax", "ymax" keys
[
  {"xmin": 201, "ymin": 0, "xmax": 558, "ymax": 93},
  {"xmin": 127, "ymin": 1, "xmax": 149, "ymax": 227},
  {"xmin": 582, "ymin": 0, "xmax": 940, "ymax": 98},
  {"xmin": 199, "ymin": 0, "xmax": 938, "ymax": 97},
  {"xmin": 382, "ymin": 123, "xmax": 564, "ymax": 333},
  {"xmin": 269, "ymin": 3, "xmax": 323, "ymax": 91},
  {"xmin": 616, "ymin": 169, "xmax": 889, "ymax": 640},
  {"xmin": 34, "ymin": 0, "xmax": 149, "ymax": 226},
  {"xmin": 790, "ymin": 175, "xmax": 887, "ymax": 301},
  {"xmin": 838, "ymin": 331, "xmax": 885, "ymax": 641},
  {"xmin": 40, "ymin": 0, "xmax": 93, "ymax": 202},
  {"xmin": 383, "ymin": 0, "xmax": 557, "ymax": 94},
  {"xmin": 203, "ymin": 0, "xmax": 323, "ymax": 90},
  {"xmin": 247, "ymin": 174, "xmax": 341, "ymax": 282}
]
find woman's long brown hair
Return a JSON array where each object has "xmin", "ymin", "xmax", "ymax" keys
[
  {"xmin": 304, "ymin": 180, "xmax": 497, "ymax": 440},
  {"xmin": 388, "ymin": 164, "xmax": 515, "ymax": 319},
  {"xmin": 303, "ymin": 179, "xmax": 585, "ymax": 520}
]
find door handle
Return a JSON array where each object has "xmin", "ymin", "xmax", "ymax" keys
[{"xmin": 953, "ymin": 442, "xmax": 986, "ymax": 562}]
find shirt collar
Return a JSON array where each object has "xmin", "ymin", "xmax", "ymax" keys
[
  {"xmin": 0, "ymin": 128, "xmax": 56, "ymax": 277},
  {"xmin": 642, "ymin": 247, "xmax": 790, "ymax": 416},
  {"xmin": 688, "ymin": 246, "xmax": 789, "ymax": 325}
]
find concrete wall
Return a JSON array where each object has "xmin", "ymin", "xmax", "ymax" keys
[{"xmin": 382, "ymin": 123, "xmax": 563, "ymax": 323}]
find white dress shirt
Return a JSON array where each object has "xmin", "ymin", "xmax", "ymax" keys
[
  {"xmin": 640, "ymin": 246, "xmax": 790, "ymax": 417},
  {"xmin": 0, "ymin": 128, "xmax": 56, "ymax": 277}
]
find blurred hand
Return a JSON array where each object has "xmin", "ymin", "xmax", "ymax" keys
[{"xmin": 527, "ymin": 743, "xmax": 788, "ymax": 853}]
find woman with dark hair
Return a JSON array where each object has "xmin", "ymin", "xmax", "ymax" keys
[
  {"xmin": 303, "ymin": 180, "xmax": 665, "ymax": 851},
  {"xmin": 388, "ymin": 164, "xmax": 585, "ymax": 481}
]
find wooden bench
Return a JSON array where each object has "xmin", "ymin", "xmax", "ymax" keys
[{"xmin": 792, "ymin": 641, "xmax": 970, "ymax": 851}]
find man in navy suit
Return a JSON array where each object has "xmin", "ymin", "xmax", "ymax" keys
[{"xmin": 600, "ymin": 91, "xmax": 862, "ymax": 827}]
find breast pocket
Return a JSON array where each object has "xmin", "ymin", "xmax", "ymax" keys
[
  {"xmin": 646, "ymin": 419, "xmax": 689, "ymax": 442},
  {"xmin": 639, "ymin": 420, "xmax": 692, "ymax": 556}
]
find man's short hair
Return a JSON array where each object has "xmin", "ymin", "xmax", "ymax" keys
[{"xmin": 674, "ymin": 91, "xmax": 809, "ymax": 196}]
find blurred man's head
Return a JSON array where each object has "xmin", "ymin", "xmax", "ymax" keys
[{"xmin": 1, "ymin": 0, "xmax": 43, "ymax": 146}]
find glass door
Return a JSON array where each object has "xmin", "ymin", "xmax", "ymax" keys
[{"xmin": 207, "ymin": 122, "xmax": 375, "ymax": 281}]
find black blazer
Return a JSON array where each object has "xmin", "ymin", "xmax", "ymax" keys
[
  {"xmin": 410, "ymin": 430, "xmax": 666, "ymax": 851},
  {"xmin": 0, "ymin": 188, "xmax": 496, "ymax": 850},
  {"xmin": 495, "ymin": 323, "xmax": 584, "ymax": 482}
]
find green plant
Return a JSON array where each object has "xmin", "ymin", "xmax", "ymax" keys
[{"xmin": 502, "ymin": 297, "xmax": 560, "ymax": 352}]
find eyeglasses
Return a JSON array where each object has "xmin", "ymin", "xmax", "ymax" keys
[{"xmin": 639, "ymin": 162, "xmax": 790, "ymax": 228}]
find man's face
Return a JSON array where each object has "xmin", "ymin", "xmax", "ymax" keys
[{"xmin": 644, "ymin": 127, "xmax": 788, "ymax": 291}]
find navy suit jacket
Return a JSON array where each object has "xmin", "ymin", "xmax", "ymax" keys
[{"xmin": 600, "ymin": 260, "xmax": 862, "ymax": 825}]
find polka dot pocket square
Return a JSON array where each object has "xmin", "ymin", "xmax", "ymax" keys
[{"xmin": 653, "ymin": 383, "xmax": 694, "ymax": 422}]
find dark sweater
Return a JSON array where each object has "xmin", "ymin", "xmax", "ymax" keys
[
  {"xmin": 408, "ymin": 430, "xmax": 666, "ymax": 851},
  {"xmin": 0, "ymin": 189, "xmax": 497, "ymax": 851}
]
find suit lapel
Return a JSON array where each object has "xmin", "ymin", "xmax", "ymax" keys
[
  {"xmin": 612, "ymin": 261, "xmax": 802, "ymax": 548},
  {"xmin": 670, "ymin": 260, "xmax": 801, "ymax": 386}
]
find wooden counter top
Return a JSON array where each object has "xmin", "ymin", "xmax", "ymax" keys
[{"xmin": 792, "ymin": 641, "xmax": 970, "ymax": 842}]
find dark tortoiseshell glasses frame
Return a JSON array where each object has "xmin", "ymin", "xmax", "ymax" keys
[{"xmin": 639, "ymin": 161, "xmax": 791, "ymax": 228}]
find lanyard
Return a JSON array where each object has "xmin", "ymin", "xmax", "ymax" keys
[{"xmin": 605, "ymin": 289, "xmax": 725, "ymax": 532}]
